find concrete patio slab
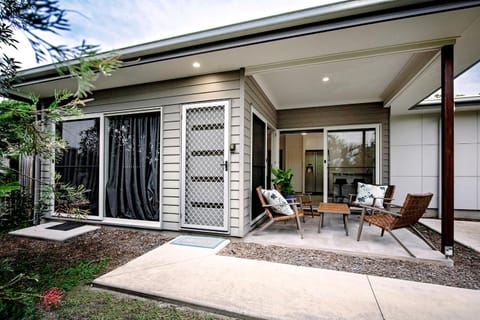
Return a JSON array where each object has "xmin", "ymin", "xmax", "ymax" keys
[
  {"xmin": 94, "ymin": 237, "xmax": 480, "ymax": 320},
  {"xmin": 420, "ymin": 218, "xmax": 480, "ymax": 253},
  {"xmin": 9, "ymin": 221, "xmax": 100, "ymax": 241},
  {"xmin": 247, "ymin": 215, "xmax": 449, "ymax": 265}
]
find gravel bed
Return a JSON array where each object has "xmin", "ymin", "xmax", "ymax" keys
[{"xmin": 218, "ymin": 224, "xmax": 480, "ymax": 290}]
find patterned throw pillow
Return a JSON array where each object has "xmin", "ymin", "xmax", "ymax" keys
[
  {"xmin": 353, "ymin": 183, "xmax": 387, "ymax": 208},
  {"xmin": 261, "ymin": 189, "xmax": 294, "ymax": 215}
]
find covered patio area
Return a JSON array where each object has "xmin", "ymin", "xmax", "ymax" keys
[{"xmin": 247, "ymin": 213, "xmax": 450, "ymax": 265}]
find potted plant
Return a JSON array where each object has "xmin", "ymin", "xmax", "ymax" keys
[{"xmin": 272, "ymin": 167, "xmax": 294, "ymax": 198}]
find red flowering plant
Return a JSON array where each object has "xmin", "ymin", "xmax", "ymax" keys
[{"xmin": 40, "ymin": 287, "xmax": 62, "ymax": 310}]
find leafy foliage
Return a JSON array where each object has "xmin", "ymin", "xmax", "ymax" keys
[
  {"xmin": 51, "ymin": 173, "xmax": 91, "ymax": 218},
  {"xmin": 0, "ymin": 258, "xmax": 40, "ymax": 319},
  {"xmin": 272, "ymin": 167, "xmax": 294, "ymax": 195},
  {"xmin": 0, "ymin": 256, "xmax": 109, "ymax": 319},
  {"xmin": 0, "ymin": 189, "xmax": 33, "ymax": 232},
  {"xmin": 0, "ymin": 2, "xmax": 122, "ymax": 319},
  {"xmin": 0, "ymin": 0, "xmax": 122, "ymax": 98}
]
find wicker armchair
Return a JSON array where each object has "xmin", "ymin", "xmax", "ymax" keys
[
  {"xmin": 295, "ymin": 192, "xmax": 314, "ymax": 218},
  {"xmin": 255, "ymin": 186, "xmax": 304, "ymax": 239},
  {"xmin": 356, "ymin": 193, "xmax": 436, "ymax": 257},
  {"xmin": 348, "ymin": 184, "xmax": 395, "ymax": 210}
]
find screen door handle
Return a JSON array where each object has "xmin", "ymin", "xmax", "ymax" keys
[{"xmin": 220, "ymin": 160, "xmax": 228, "ymax": 171}]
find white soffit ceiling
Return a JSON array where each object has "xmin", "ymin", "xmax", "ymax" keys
[{"xmin": 252, "ymin": 52, "xmax": 418, "ymax": 109}]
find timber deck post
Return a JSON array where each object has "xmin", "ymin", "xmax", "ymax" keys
[{"xmin": 441, "ymin": 44, "xmax": 454, "ymax": 256}]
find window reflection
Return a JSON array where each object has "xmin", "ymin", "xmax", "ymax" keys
[
  {"xmin": 57, "ymin": 119, "xmax": 100, "ymax": 215},
  {"xmin": 328, "ymin": 129, "xmax": 376, "ymax": 202}
]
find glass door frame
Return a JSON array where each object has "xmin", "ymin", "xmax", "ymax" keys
[
  {"xmin": 250, "ymin": 108, "xmax": 276, "ymax": 225},
  {"xmin": 276, "ymin": 123, "xmax": 381, "ymax": 204},
  {"xmin": 323, "ymin": 124, "xmax": 381, "ymax": 203},
  {"xmin": 55, "ymin": 113, "xmax": 105, "ymax": 221},
  {"xmin": 103, "ymin": 108, "xmax": 163, "ymax": 227}
]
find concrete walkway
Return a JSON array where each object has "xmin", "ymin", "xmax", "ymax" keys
[
  {"xmin": 94, "ymin": 236, "xmax": 480, "ymax": 320},
  {"xmin": 420, "ymin": 218, "xmax": 480, "ymax": 253}
]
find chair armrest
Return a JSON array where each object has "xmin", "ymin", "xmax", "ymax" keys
[
  {"xmin": 358, "ymin": 204, "xmax": 401, "ymax": 217},
  {"xmin": 262, "ymin": 202, "xmax": 300, "ymax": 208},
  {"xmin": 372, "ymin": 196, "xmax": 394, "ymax": 202},
  {"xmin": 348, "ymin": 194, "xmax": 357, "ymax": 203}
]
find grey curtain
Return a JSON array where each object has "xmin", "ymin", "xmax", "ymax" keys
[{"xmin": 106, "ymin": 112, "xmax": 160, "ymax": 220}]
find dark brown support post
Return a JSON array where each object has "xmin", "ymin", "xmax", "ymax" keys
[{"xmin": 441, "ymin": 45, "xmax": 454, "ymax": 256}]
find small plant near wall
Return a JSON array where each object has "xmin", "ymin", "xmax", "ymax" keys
[{"xmin": 272, "ymin": 167, "xmax": 294, "ymax": 195}]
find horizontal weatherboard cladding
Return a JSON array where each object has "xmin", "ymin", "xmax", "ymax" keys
[{"xmin": 80, "ymin": 71, "xmax": 242, "ymax": 235}]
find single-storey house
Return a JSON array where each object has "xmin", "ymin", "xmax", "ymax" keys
[{"xmin": 8, "ymin": 1, "xmax": 480, "ymax": 252}]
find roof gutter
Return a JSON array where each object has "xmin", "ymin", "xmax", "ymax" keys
[{"xmin": 12, "ymin": 0, "xmax": 480, "ymax": 92}]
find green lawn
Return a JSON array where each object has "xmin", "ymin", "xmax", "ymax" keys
[
  {"xmin": 39, "ymin": 286, "xmax": 223, "ymax": 320},
  {"xmin": 0, "ymin": 238, "xmax": 224, "ymax": 320}
]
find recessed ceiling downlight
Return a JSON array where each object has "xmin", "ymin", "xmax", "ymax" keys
[
  {"xmin": 193, "ymin": 62, "xmax": 201, "ymax": 68},
  {"xmin": 322, "ymin": 76, "xmax": 330, "ymax": 82}
]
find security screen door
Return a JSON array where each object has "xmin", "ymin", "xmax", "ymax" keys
[{"xmin": 181, "ymin": 101, "xmax": 229, "ymax": 231}]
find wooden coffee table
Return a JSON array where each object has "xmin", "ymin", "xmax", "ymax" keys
[{"xmin": 317, "ymin": 203, "xmax": 351, "ymax": 236}]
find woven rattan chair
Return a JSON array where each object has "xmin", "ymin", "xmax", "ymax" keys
[
  {"xmin": 296, "ymin": 192, "xmax": 314, "ymax": 218},
  {"xmin": 356, "ymin": 193, "xmax": 436, "ymax": 257},
  {"xmin": 348, "ymin": 184, "xmax": 396, "ymax": 210},
  {"xmin": 255, "ymin": 186, "xmax": 304, "ymax": 239}
]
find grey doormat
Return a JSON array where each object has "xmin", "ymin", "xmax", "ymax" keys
[
  {"xmin": 46, "ymin": 221, "xmax": 84, "ymax": 231},
  {"xmin": 170, "ymin": 235, "xmax": 226, "ymax": 249}
]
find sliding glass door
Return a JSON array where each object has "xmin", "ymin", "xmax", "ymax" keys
[
  {"xmin": 327, "ymin": 128, "xmax": 377, "ymax": 203},
  {"xmin": 57, "ymin": 111, "xmax": 161, "ymax": 222},
  {"xmin": 105, "ymin": 112, "xmax": 161, "ymax": 221},
  {"xmin": 57, "ymin": 119, "xmax": 100, "ymax": 216},
  {"xmin": 251, "ymin": 113, "xmax": 273, "ymax": 222}
]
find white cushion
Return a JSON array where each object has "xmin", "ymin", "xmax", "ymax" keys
[
  {"xmin": 261, "ymin": 189, "xmax": 294, "ymax": 215},
  {"xmin": 353, "ymin": 183, "xmax": 387, "ymax": 208}
]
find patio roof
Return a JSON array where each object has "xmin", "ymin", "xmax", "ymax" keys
[{"xmin": 10, "ymin": 1, "xmax": 480, "ymax": 115}]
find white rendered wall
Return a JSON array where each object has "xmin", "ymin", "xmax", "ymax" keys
[
  {"xmin": 391, "ymin": 110, "xmax": 480, "ymax": 210},
  {"xmin": 454, "ymin": 111, "xmax": 480, "ymax": 210},
  {"xmin": 390, "ymin": 114, "xmax": 439, "ymax": 208}
]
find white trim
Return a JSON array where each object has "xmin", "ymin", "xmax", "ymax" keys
[
  {"xmin": 99, "ymin": 115, "xmax": 105, "ymax": 219},
  {"xmin": 102, "ymin": 217, "xmax": 164, "ymax": 229},
  {"xmin": 103, "ymin": 106, "xmax": 162, "ymax": 116},
  {"xmin": 246, "ymin": 38, "xmax": 456, "ymax": 76},
  {"xmin": 224, "ymin": 100, "xmax": 231, "ymax": 232}
]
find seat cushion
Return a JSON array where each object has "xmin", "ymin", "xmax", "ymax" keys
[
  {"xmin": 353, "ymin": 183, "xmax": 388, "ymax": 208},
  {"xmin": 261, "ymin": 189, "xmax": 294, "ymax": 215}
]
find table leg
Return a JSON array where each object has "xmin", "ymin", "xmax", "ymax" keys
[
  {"xmin": 317, "ymin": 213, "xmax": 324, "ymax": 233},
  {"xmin": 343, "ymin": 214, "xmax": 349, "ymax": 236}
]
